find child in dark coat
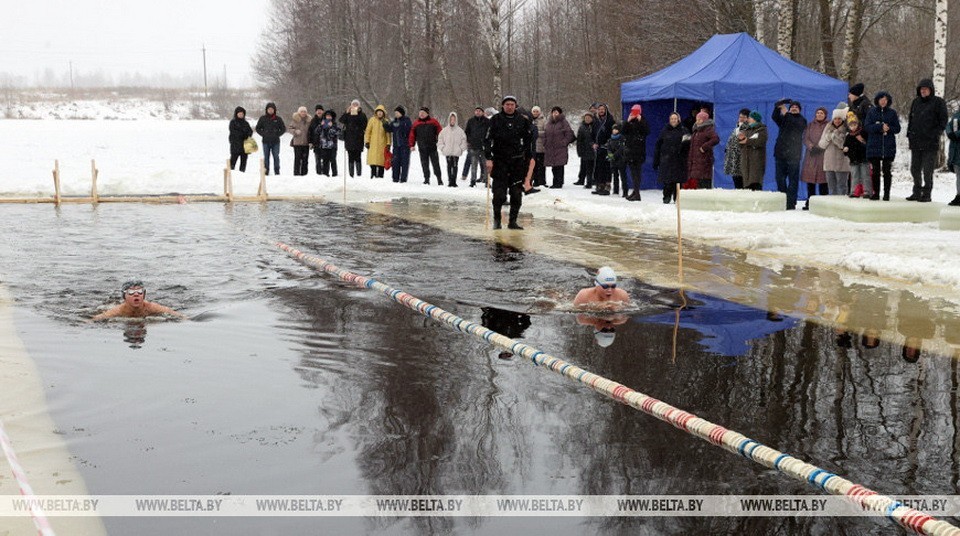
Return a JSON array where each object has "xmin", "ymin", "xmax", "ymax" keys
[
  {"xmin": 843, "ymin": 116, "xmax": 870, "ymax": 197},
  {"xmin": 602, "ymin": 124, "xmax": 628, "ymax": 197}
]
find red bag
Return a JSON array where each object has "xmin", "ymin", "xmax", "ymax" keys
[{"xmin": 384, "ymin": 147, "xmax": 393, "ymax": 170}]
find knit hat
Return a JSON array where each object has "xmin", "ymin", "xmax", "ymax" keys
[
  {"xmin": 475, "ymin": 106, "xmax": 484, "ymax": 111},
  {"xmin": 551, "ymin": 106, "xmax": 563, "ymax": 114},
  {"xmin": 419, "ymin": 106, "xmax": 430, "ymax": 114},
  {"xmin": 749, "ymin": 111, "xmax": 762, "ymax": 123},
  {"xmin": 629, "ymin": 104, "xmax": 642, "ymax": 117},
  {"xmin": 788, "ymin": 100, "xmax": 802, "ymax": 111},
  {"xmin": 297, "ymin": 106, "xmax": 308, "ymax": 114},
  {"xmin": 531, "ymin": 105, "xmax": 541, "ymax": 114},
  {"xmin": 847, "ymin": 112, "xmax": 859, "ymax": 126},
  {"xmin": 849, "ymin": 83, "xmax": 865, "ymax": 97},
  {"xmin": 315, "ymin": 104, "xmax": 324, "ymax": 111},
  {"xmin": 696, "ymin": 111, "xmax": 709, "ymax": 122},
  {"xmin": 395, "ymin": 105, "xmax": 406, "ymax": 116},
  {"xmin": 501, "ymin": 95, "xmax": 517, "ymax": 105}
]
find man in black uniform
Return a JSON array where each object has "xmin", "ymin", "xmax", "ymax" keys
[{"xmin": 484, "ymin": 96, "xmax": 535, "ymax": 230}]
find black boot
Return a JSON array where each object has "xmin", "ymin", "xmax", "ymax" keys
[
  {"xmin": 508, "ymin": 221, "xmax": 523, "ymax": 230},
  {"xmin": 949, "ymin": 195, "xmax": 960, "ymax": 206}
]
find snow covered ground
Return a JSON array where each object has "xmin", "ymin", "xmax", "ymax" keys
[{"xmin": 2, "ymin": 119, "xmax": 960, "ymax": 305}]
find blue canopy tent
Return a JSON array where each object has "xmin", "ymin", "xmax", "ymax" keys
[{"xmin": 620, "ymin": 33, "xmax": 848, "ymax": 194}]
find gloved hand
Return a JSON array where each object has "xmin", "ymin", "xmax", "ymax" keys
[{"xmin": 364, "ymin": 143, "xmax": 370, "ymax": 149}]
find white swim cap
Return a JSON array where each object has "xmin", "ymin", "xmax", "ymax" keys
[
  {"xmin": 594, "ymin": 329, "xmax": 616, "ymax": 348},
  {"xmin": 595, "ymin": 266, "xmax": 617, "ymax": 287}
]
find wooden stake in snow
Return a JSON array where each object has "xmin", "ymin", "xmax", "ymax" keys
[
  {"xmin": 223, "ymin": 158, "xmax": 233, "ymax": 202},
  {"xmin": 52, "ymin": 160, "xmax": 61, "ymax": 206},
  {"xmin": 257, "ymin": 158, "xmax": 267, "ymax": 201},
  {"xmin": 90, "ymin": 159, "xmax": 99, "ymax": 204}
]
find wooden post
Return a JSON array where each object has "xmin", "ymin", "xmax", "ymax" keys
[
  {"xmin": 90, "ymin": 159, "xmax": 99, "ymax": 204},
  {"xmin": 223, "ymin": 158, "xmax": 234, "ymax": 202},
  {"xmin": 257, "ymin": 157, "xmax": 267, "ymax": 200},
  {"xmin": 52, "ymin": 160, "xmax": 61, "ymax": 206}
]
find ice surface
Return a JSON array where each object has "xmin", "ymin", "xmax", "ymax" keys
[
  {"xmin": 809, "ymin": 196, "xmax": 943, "ymax": 223},
  {"xmin": 940, "ymin": 207, "xmax": 960, "ymax": 230},
  {"xmin": 676, "ymin": 189, "xmax": 786, "ymax": 212}
]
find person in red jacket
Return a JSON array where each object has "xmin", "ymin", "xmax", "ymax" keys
[
  {"xmin": 686, "ymin": 110, "xmax": 720, "ymax": 189},
  {"xmin": 409, "ymin": 107, "xmax": 444, "ymax": 185}
]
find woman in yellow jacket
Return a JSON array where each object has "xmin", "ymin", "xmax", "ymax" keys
[{"xmin": 364, "ymin": 105, "xmax": 391, "ymax": 178}]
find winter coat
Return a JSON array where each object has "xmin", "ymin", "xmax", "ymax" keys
[
  {"xmin": 653, "ymin": 123, "xmax": 689, "ymax": 185},
  {"xmin": 228, "ymin": 106, "xmax": 253, "ymax": 155},
  {"xmin": 385, "ymin": 115, "xmax": 412, "ymax": 153},
  {"xmin": 484, "ymin": 110, "xmax": 533, "ymax": 162},
  {"xmin": 576, "ymin": 120, "xmax": 596, "ymax": 158},
  {"xmin": 542, "ymin": 113, "xmax": 575, "ymax": 167},
  {"xmin": 621, "ymin": 116, "xmax": 650, "ymax": 164},
  {"xmin": 723, "ymin": 122, "xmax": 745, "ymax": 176},
  {"xmin": 531, "ymin": 114, "xmax": 546, "ymax": 153},
  {"xmin": 907, "ymin": 79, "xmax": 949, "ymax": 151},
  {"xmin": 438, "ymin": 113, "xmax": 468, "ymax": 157},
  {"xmin": 464, "ymin": 115, "xmax": 491, "ymax": 150},
  {"xmin": 947, "ymin": 111, "xmax": 960, "ymax": 171},
  {"xmin": 772, "ymin": 102, "xmax": 807, "ymax": 161},
  {"xmin": 255, "ymin": 102, "xmax": 286, "ymax": 145},
  {"xmin": 843, "ymin": 127, "xmax": 868, "ymax": 166},
  {"xmin": 864, "ymin": 92, "xmax": 901, "ymax": 159},
  {"xmin": 818, "ymin": 121, "xmax": 850, "ymax": 173},
  {"xmin": 849, "ymin": 95, "xmax": 872, "ymax": 124},
  {"xmin": 686, "ymin": 120, "xmax": 720, "ymax": 180},
  {"xmin": 594, "ymin": 111, "xmax": 615, "ymax": 148},
  {"xmin": 339, "ymin": 108, "xmax": 368, "ymax": 152},
  {"xmin": 364, "ymin": 106, "xmax": 391, "ymax": 166},
  {"xmin": 409, "ymin": 116, "xmax": 443, "ymax": 149},
  {"xmin": 316, "ymin": 116, "xmax": 341, "ymax": 150},
  {"xmin": 606, "ymin": 134, "xmax": 626, "ymax": 167},
  {"xmin": 288, "ymin": 111, "xmax": 311, "ymax": 146},
  {"xmin": 739, "ymin": 122, "xmax": 768, "ymax": 188},
  {"xmin": 800, "ymin": 112, "xmax": 828, "ymax": 184}
]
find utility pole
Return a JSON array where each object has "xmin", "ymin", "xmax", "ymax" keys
[
  {"xmin": 223, "ymin": 64, "xmax": 227, "ymax": 89},
  {"xmin": 202, "ymin": 44, "xmax": 208, "ymax": 97},
  {"xmin": 69, "ymin": 61, "xmax": 74, "ymax": 90}
]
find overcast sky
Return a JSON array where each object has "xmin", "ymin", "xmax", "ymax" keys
[{"xmin": 0, "ymin": 0, "xmax": 268, "ymax": 87}]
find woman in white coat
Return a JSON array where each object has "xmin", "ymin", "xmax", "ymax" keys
[{"xmin": 438, "ymin": 112, "xmax": 467, "ymax": 187}]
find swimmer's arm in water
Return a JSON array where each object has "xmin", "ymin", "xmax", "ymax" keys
[
  {"xmin": 144, "ymin": 302, "xmax": 187, "ymax": 319},
  {"xmin": 90, "ymin": 305, "xmax": 124, "ymax": 321},
  {"xmin": 572, "ymin": 288, "xmax": 593, "ymax": 307}
]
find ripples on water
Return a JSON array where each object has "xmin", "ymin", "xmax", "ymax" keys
[{"xmin": 0, "ymin": 201, "xmax": 958, "ymax": 535}]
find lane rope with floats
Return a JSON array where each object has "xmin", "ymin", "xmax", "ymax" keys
[
  {"xmin": 0, "ymin": 418, "xmax": 56, "ymax": 536},
  {"xmin": 276, "ymin": 240, "xmax": 960, "ymax": 536}
]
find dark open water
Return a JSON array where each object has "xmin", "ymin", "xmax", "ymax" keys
[{"xmin": 0, "ymin": 201, "xmax": 957, "ymax": 535}]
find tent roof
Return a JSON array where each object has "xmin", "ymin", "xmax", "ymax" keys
[{"xmin": 621, "ymin": 33, "xmax": 847, "ymax": 103}]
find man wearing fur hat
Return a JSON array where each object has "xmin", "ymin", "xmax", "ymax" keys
[{"xmin": 772, "ymin": 99, "xmax": 808, "ymax": 210}]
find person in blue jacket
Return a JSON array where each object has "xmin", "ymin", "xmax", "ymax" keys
[
  {"xmin": 864, "ymin": 91, "xmax": 901, "ymax": 201},
  {"xmin": 385, "ymin": 106, "xmax": 413, "ymax": 183}
]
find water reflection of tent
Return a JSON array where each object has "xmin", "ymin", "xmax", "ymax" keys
[{"xmin": 634, "ymin": 292, "xmax": 798, "ymax": 358}]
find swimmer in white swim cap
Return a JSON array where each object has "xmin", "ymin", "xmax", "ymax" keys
[{"xmin": 573, "ymin": 266, "xmax": 631, "ymax": 310}]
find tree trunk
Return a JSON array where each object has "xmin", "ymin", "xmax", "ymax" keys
[
  {"xmin": 485, "ymin": 0, "xmax": 503, "ymax": 106},
  {"xmin": 777, "ymin": 0, "xmax": 795, "ymax": 58},
  {"xmin": 840, "ymin": 0, "xmax": 865, "ymax": 81},
  {"xmin": 818, "ymin": 0, "xmax": 837, "ymax": 77},
  {"xmin": 434, "ymin": 0, "xmax": 459, "ymax": 110},
  {"xmin": 754, "ymin": 0, "xmax": 765, "ymax": 44},
  {"xmin": 400, "ymin": 0, "xmax": 413, "ymax": 107},
  {"xmin": 935, "ymin": 0, "xmax": 948, "ymax": 167}
]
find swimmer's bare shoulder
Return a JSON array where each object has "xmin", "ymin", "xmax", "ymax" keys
[{"xmin": 91, "ymin": 302, "xmax": 186, "ymax": 321}]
